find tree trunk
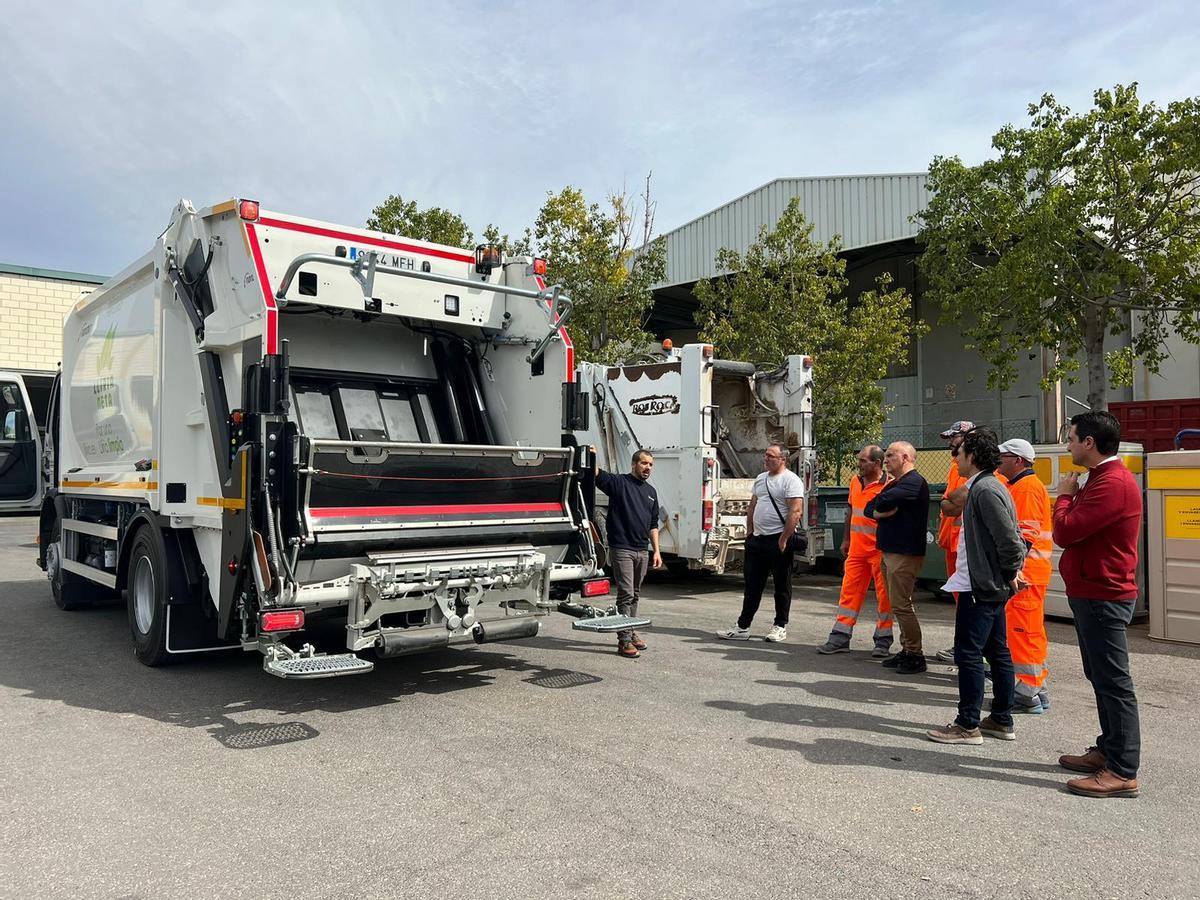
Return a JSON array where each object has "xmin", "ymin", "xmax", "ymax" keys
[{"xmin": 1083, "ymin": 303, "xmax": 1108, "ymax": 411}]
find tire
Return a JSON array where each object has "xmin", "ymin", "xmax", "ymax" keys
[
  {"xmin": 46, "ymin": 519, "xmax": 110, "ymax": 611},
  {"xmin": 126, "ymin": 527, "xmax": 171, "ymax": 666}
]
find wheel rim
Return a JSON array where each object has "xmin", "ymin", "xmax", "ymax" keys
[
  {"xmin": 132, "ymin": 555, "xmax": 155, "ymax": 633},
  {"xmin": 46, "ymin": 541, "xmax": 61, "ymax": 590}
]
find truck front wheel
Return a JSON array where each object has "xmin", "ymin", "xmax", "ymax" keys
[{"xmin": 127, "ymin": 528, "xmax": 171, "ymax": 666}]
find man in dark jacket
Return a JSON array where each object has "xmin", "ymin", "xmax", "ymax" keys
[
  {"xmin": 866, "ymin": 441, "xmax": 930, "ymax": 674},
  {"xmin": 927, "ymin": 426, "xmax": 1027, "ymax": 745}
]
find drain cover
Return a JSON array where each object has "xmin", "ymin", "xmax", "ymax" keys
[
  {"xmin": 214, "ymin": 721, "xmax": 319, "ymax": 750},
  {"xmin": 524, "ymin": 669, "xmax": 602, "ymax": 689}
]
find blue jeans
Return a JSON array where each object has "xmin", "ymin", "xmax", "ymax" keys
[{"xmin": 954, "ymin": 592, "xmax": 1015, "ymax": 729}]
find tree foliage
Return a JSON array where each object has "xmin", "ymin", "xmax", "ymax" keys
[
  {"xmin": 367, "ymin": 194, "xmax": 475, "ymax": 249},
  {"xmin": 917, "ymin": 83, "xmax": 1200, "ymax": 410},
  {"xmin": 529, "ymin": 178, "xmax": 666, "ymax": 364},
  {"xmin": 693, "ymin": 198, "xmax": 922, "ymax": 476}
]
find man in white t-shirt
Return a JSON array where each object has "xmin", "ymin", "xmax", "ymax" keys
[{"xmin": 717, "ymin": 443, "xmax": 805, "ymax": 642}]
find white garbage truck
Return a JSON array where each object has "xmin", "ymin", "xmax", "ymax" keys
[
  {"xmin": 37, "ymin": 198, "xmax": 635, "ymax": 678},
  {"xmin": 575, "ymin": 343, "xmax": 819, "ymax": 574}
]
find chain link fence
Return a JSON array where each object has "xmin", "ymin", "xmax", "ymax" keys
[{"xmin": 822, "ymin": 417, "xmax": 1039, "ymax": 487}]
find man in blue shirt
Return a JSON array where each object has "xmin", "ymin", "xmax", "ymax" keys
[{"xmin": 594, "ymin": 448, "xmax": 662, "ymax": 658}]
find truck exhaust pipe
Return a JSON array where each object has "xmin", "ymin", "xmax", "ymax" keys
[
  {"xmin": 376, "ymin": 630, "xmax": 451, "ymax": 657},
  {"xmin": 472, "ymin": 617, "xmax": 541, "ymax": 644}
]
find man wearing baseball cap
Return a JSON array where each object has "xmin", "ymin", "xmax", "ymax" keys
[
  {"xmin": 934, "ymin": 421, "xmax": 974, "ymax": 663},
  {"xmin": 997, "ymin": 438, "xmax": 1053, "ymax": 713}
]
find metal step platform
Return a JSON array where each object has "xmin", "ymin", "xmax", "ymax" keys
[
  {"xmin": 264, "ymin": 653, "xmax": 375, "ymax": 679},
  {"xmin": 571, "ymin": 614, "xmax": 651, "ymax": 633}
]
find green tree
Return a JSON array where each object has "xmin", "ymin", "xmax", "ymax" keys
[
  {"xmin": 693, "ymin": 198, "xmax": 921, "ymax": 476},
  {"xmin": 529, "ymin": 179, "xmax": 667, "ymax": 364},
  {"xmin": 917, "ymin": 83, "xmax": 1200, "ymax": 411},
  {"xmin": 481, "ymin": 223, "xmax": 533, "ymax": 257},
  {"xmin": 367, "ymin": 194, "xmax": 475, "ymax": 248}
]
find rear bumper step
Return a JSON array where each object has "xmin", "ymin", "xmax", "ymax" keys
[
  {"xmin": 264, "ymin": 653, "xmax": 374, "ymax": 679},
  {"xmin": 571, "ymin": 614, "xmax": 651, "ymax": 633}
]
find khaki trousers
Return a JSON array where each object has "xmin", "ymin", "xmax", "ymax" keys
[{"xmin": 881, "ymin": 552, "xmax": 924, "ymax": 654}]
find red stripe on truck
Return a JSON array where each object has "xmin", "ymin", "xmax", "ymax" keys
[
  {"xmin": 535, "ymin": 275, "xmax": 574, "ymax": 383},
  {"xmin": 257, "ymin": 217, "xmax": 476, "ymax": 264},
  {"xmin": 309, "ymin": 502, "xmax": 564, "ymax": 518},
  {"xmin": 244, "ymin": 223, "xmax": 278, "ymax": 355}
]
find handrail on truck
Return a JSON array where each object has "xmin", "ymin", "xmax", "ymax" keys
[{"xmin": 272, "ymin": 251, "xmax": 573, "ymax": 367}]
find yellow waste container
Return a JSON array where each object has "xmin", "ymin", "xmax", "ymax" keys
[
  {"xmin": 1028, "ymin": 442, "xmax": 1145, "ymax": 620},
  {"xmin": 1146, "ymin": 451, "xmax": 1200, "ymax": 645}
]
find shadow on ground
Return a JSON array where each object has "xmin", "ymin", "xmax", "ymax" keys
[{"xmin": 0, "ymin": 578, "xmax": 601, "ymax": 749}]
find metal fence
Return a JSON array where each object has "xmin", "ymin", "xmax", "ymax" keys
[{"xmin": 822, "ymin": 418, "xmax": 1039, "ymax": 487}]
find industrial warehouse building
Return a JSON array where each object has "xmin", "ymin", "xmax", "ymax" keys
[
  {"xmin": 646, "ymin": 172, "xmax": 1200, "ymax": 450},
  {"xmin": 4, "ymin": 176, "xmax": 1199, "ymax": 448}
]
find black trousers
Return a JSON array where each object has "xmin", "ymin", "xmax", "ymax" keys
[
  {"xmin": 1069, "ymin": 597, "xmax": 1141, "ymax": 779},
  {"xmin": 738, "ymin": 534, "xmax": 795, "ymax": 629}
]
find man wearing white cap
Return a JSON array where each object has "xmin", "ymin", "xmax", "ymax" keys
[{"xmin": 997, "ymin": 438, "xmax": 1053, "ymax": 713}]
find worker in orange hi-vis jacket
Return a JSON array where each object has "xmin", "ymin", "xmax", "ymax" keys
[
  {"xmin": 997, "ymin": 438, "xmax": 1053, "ymax": 713},
  {"xmin": 816, "ymin": 445, "xmax": 894, "ymax": 657},
  {"xmin": 934, "ymin": 421, "xmax": 974, "ymax": 662}
]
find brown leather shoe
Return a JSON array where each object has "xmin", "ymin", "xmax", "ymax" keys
[
  {"xmin": 631, "ymin": 632, "xmax": 647, "ymax": 650},
  {"xmin": 1059, "ymin": 746, "xmax": 1107, "ymax": 773},
  {"xmin": 617, "ymin": 642, "xmax": 640, "ymax": 658},
  {"xmin": 1066, "ymin": 769, "xmax": 1139, "ymax": 798}
]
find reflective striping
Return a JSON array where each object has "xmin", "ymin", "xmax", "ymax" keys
[
  {"xmin": 1014, "ymin": 662, "xmax": 1046, "ymax": 676},
  {"xmin": 258, "ymin": 216, "xmax": 476, "ymax": 264},
  {"xmin": 62, "ymin": 480, "xmax": 158, "ymax": 490},
  {"xmin": 199, "ymin": 496, "xmax": 247, "ymax": 510},
  {"xmin": 310, "ymin": 502, "xmax": 564, "ymax": 518},
  {"xmin": 1147, "ymin": 468, "xmax": 1200, "ymax": 490},
  {"xmin": 849, "ymin": 523, "xmax": 876, "ymax": 535},
  {"xmin": 244, "ymin": 223, "xmax": 278, "ymax": 354},
  {"xmin": 831, "ymin": 621, "xmax": 854, "ymax": 635},
  {"xmin": 1026, "ymin": 548, "xmax": 1054, "ymax": 561}
]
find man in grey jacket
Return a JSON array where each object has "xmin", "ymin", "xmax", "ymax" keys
[{"xmin": 927, "ymin": 426, "xmax": 1028, "ymax": 745}]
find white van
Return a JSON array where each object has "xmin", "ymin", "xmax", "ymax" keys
[{"xmin": 0, "ymin": 372, "xmax": 43, "ymax": 512}]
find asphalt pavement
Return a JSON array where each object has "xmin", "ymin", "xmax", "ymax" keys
[{"xmin": 1, "ymin": 514, "xmax": 1198, "ymax": 899}]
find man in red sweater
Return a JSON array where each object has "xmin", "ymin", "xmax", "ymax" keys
[{"xmin": 1052, "ymin": 411, "xmax": 1142, "ymax": 798}]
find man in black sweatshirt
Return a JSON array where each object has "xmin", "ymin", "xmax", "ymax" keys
[{"xmin": 866, "ymin": 441, "xmax": 931, "ymax": 675}]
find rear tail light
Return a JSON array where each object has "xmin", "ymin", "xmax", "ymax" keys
[
  {"xmin": 807, "ymin": 495, "xmax": 818, "ymax": 528},
  {"xmin": 238, "ymin": 199, "xmax": 260, "ymax": 221},
  {"xmin": 581, "ymin": 578, "xmax": 611, "ymax": 598},
  {"xmin": 532, "ymin": 257, "xmax": 548, "ymax": 276},
  {"xmin": 701, "ymin": 344, "xmax": 714, "ymax": 358},
  {"xmin": 260, "ymin": 609, "xmax": 304, "ymax": 632},
  {"xmin": 702, "ymin": 499, "xmax": 715, "ymax": 531}
]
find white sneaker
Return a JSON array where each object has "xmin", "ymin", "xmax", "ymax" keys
[
  {"xmin": 765, "ymin": 625, "xmax": 787, "ymax": 642},
  {"xmin": 717, "ymin": 626, "xmax": 752, "ymax": 640}
]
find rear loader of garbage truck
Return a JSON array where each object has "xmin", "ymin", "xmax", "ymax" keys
[{"xmin": 38, "ymin": 198, "xmax": 630, "ymax": 679}]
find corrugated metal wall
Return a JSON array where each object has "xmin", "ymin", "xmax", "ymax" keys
[{"xmin": 658, "ymin": 173, "xmax": 930, "ymax": 289}]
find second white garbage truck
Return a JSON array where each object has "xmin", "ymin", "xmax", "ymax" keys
[{"xmin": 575, "ymin": 343, "xmax": 819, "ymax": 574}]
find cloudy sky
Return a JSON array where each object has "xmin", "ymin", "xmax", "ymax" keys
[{"xmin": 2, "ymin": 1, "xmax": 1198, "ymax": 276}]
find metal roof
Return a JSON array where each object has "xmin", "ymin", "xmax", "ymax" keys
[
  {"xmin": 0, "ymin": 262, "xmax": 107, "ymax": 284},
  {"xmin": 654, "ymin": 173, "xmax": 929, "ymax": 289}
]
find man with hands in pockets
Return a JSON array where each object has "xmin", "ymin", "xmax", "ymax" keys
[{"xmin": 718, "ymin": 443, "xmax": 805, "ymax": 643}]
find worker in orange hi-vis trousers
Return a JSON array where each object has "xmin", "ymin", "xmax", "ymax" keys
[
  {"xmin": 816, "ymin": 445, "xmax": 894, "ymax": 657},
  {"xmin": 997, "ymin": 438, "xmax": 1053, "ymax": 713},
  {"xmin": 934, "ymin": 421, "xmax": 974, "ymax": 662}
]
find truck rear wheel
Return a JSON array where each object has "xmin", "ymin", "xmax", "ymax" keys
[
  {"xmin": 46, "ymin": 520, "xmax": 109, "ymax": 611},
  {"xmin": 127, "ymin": 528, "xmax": 171, "ymax": 666}
]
